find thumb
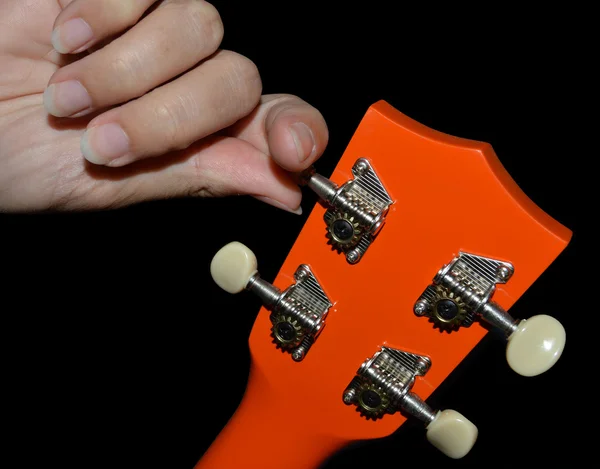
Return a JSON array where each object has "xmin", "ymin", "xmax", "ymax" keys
[{"xmin": 94, "ymin": 136, "xmax": 303, "ymax": 213}]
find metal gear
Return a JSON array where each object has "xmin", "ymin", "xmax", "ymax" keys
[
  {"xmin": 270, "ymin": 314, "xmax": 303, "ymax": 349},
  {"xmin": 430, "ymin": 285, "xmax": 468, "ymax": 330},
  {"xmin": 356, "ymin": 382, "xmax": 390, "ymax": 419},
  {"xmin": 326, "ymin": 211, "xmax": 362, "ymax": 250}
]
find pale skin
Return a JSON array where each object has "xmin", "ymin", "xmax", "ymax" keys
[{"xmin": 0, "ymin": 0, "xmax": 329, "ymax": 213}]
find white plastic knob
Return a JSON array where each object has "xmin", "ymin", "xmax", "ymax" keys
[
  {"xmin": 426, "ymin": 410, "xmax": 478, "ymax": 459},
  {"xmin": 210, "ymin": 241, "xmax": 258, "ymax": 294},
  {"xmin": 506, "ymin": 314, "xmax": 565, "ymax": 377}
]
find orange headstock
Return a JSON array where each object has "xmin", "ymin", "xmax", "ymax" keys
[{"xmin": 203, "ymin": 100, "xmax": 571, "ymax": 466}]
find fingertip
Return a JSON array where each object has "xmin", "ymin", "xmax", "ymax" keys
[
  {"xmin": 43, "ymin": 80, "xmax": 92, "ymax": 117},
  {"xmin": 80, "ymin": 129, "xmax": 102, "ymax": 165},
  {"xmin": 42, "ymin": 85, "xmax": 57, "ymax": 116},
  {"xmin": 50, "ymin": 28, "xmax": 66, "ymax": 54},
  {"xmin": 51, "ymin": 18, "xmax": 94, "ymax": 54},
  {"xmin": 81, "ymin": 123, "xmax": 131, "ymax": 166}
]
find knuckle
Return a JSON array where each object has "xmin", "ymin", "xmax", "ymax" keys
[
  {"xmin": 178, "ymin": 0, "xmax": 224, "ymax": 50},
  {"xmin": 152, "ymin": 100, "xmax": 186, "ymax": 149},
  {"xmin": 110, "ymin": 0, "xmax": 142, "ymax": 26},
  {"xmin": 219, "ymin": 52, "xmax": 263, "ymax": 115},
  {"xmin": 272, "ymin": 93, "xmax": 305, "ymax": 105},
  {"xmin": 188, "ymin": 156, "xmax": 217, "ymax": 197},
  {"xmin": 107, "ymin": 54, "xmax": 141, "ymax": 90},
  {"xmin": 267, "ymin": 94, "xmax": 308, "ymax": 114}
]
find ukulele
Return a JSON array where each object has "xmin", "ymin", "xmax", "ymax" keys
[{"xmin": 196, "ymin": 100, "xmax": 571, "ymax": 469}]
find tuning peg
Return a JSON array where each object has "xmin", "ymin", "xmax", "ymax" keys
[
  {"xmin": 210, "ymin": 241, "xmax": 258, "ymax": 294},
  {"xmin": 505, "ymin": 314, "xmax": 565, "ymax": 377},
  {"xmin": 300, "ymin": 158, "xmax": 393, "ymax": 264},
  {"xmin": 414, "ymin": 251, "xmax": 565, "ymax": 377},
  {"xmin": 211, "ymin": 242, "xmax": 333, "ymax": 361},
  {"xmin": 425, "ymin": 409, "xmax": 478, "ymax": 459},
  {"xmin": 343, "ymin": 346, "xmax": 477, "ymax": 458}
]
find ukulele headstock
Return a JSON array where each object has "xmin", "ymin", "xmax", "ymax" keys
[{"xmin": 210, "ymin": 101, "xmax": 571, "ymax": 458}]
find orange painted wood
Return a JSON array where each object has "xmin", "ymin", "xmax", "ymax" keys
[
  {"xmin": 195, "ymin": 363, "xmax": 346, "ymax": 469},
  {"xmin": 196, "ymin": 100, "xmax": 572, "ymax": 468}
]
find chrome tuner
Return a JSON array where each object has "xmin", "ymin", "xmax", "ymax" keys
[
  {"xmin": 210, "ymin": 242, "xmax": 333, "ymax": 361},
  {"xmin": 343, "ymin": 346, "xmax": 477, "ymax": 459},
  {"xmin": 301, "ymin": 158, "xmax": 393, "ymax": 264},
  {"xmin": 414, "ymin": 251, "xmax": 566, "ymax": 376}
]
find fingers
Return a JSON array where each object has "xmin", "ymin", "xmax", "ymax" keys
[
  {"xmin": 229, "ymin": 94, "xmax": 329, "ymax": 172},
  {"xmin": 81, "ymin": 50, "xmax": 262, "ymax": 167},
  {"xmin": 52, "ymin": 0, "xmax": 158, "ymax": 54},
  {"xmin": 44, "ymin": 0, "xmax": 224, "ymax": 117},
  {"xmin": 46, "ymin": 0, "xmax": 328, "ymax": 214}
]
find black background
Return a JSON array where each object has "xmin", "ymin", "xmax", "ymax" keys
[{"xmin": 3, "ymin": 2, "xmax": 588, "ymax": 469}]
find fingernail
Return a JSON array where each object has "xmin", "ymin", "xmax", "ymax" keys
[
  {"xmin": 51, "ymin": 18, "xmax": 94, "ymax": 54},
  {"xmin": 289, "ymin": 122, "xmax": 316, "ymax": 162},
  {"xmin": 255, "ymin": 196, "xmax": 302, "ymax": 215},
  {"xmin": 81, "ymin": 123, "xmax": 130, "ymax": 165},
  {"xmin": 43, "ymin": 80, "xmax": 92, "ymax": 117}
]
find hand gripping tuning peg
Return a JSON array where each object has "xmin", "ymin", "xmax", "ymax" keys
[
  {"xmin": 300, "ymin": 158, "xmax": 394, "ymax": 264},
  {"xmin": 343, "ymin": 347, "xmax": 477, "ymax": 459},
  {"xmin": 210, "ymin": 242, "xmax": 332, "ymax": 361},
  {"xmin": 414, "ymin": 251, "xmax": 566, "ymax": 377}
]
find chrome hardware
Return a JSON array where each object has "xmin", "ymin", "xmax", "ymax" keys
[
  {"xmin": 342, "ymin": 346, "xmax": 437, "ymax": 424},
  {"xmin": 302, "ymin": 158, "xmax": 393, "ymax": 264},
  {"xmin": 343, "ymin": 345, "xmax": 479, "ymax": 458},
  {"xmin": 414, "ymin": 251, "xmax": 518, "ymax": 334},
  {"xmin": 247, "ymin": 264, "xmax": 332, "ymax": 361}
]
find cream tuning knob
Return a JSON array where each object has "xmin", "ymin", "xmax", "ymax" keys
[
  {"xmin": 425, "ymin": 409, "xmax": 478, "ymax": 459},
  {"xmin": 506, "ymin": 314, "xmax": 566, "ymax": 377},
  {"xmin": 210, "ymin": 241, "xmax": 258, "ymax": 294}
]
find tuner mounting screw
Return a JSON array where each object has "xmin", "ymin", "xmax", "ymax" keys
[
  {"xmin": 354, "ymin": 159, "xmax": 369, "ymax": 175},
  {"xmin": 414, "ymin": 301, "xmax": 429, "ymax": 316},
  {"xmin": 295, "ymin": 269, "xmax": 308, "ymax": 281},
  {"xmin": 498, "ymin": 266, "xmax": 512, "ymax": 281},
  {"xmin": 346, "ymin": 249, "xmax": 361, "ymax": 264},
  {"xmin": 343, "ymin": 389, "xmax": 356, "ymax": 405},
  {"xmin": 416, "ymin": 357, "xmax": 431, "ymax": 374}
]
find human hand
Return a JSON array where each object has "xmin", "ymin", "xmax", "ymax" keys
[{"xmin": 0, "ymin": 0, "xmax": 328, "ymax": 213}]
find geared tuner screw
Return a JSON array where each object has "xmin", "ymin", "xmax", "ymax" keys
[
  {"xmin": 414, "ymin": 251, "xmax": 566, "ymax": 376},
  {"xmin": 343, "ymin": 347, "xmax": 478, "ymax": 459},
  {"xmin": 301, "ymin": 158, "xmax": 393, "ymax": 264},
  {"xmin": 331, "ymin": 217, "xmax": 358, "ymax": 244},
  {"xmin": 274, "ymin": 321, "xmax": 298, "ymax": 342},
  {"xmin": 437, "ymin": 299, "xmax": 458, "ymax": 320},
  {"xmin": 210, "ymin": 242, "xmax": 332, "ymax": 361}
]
